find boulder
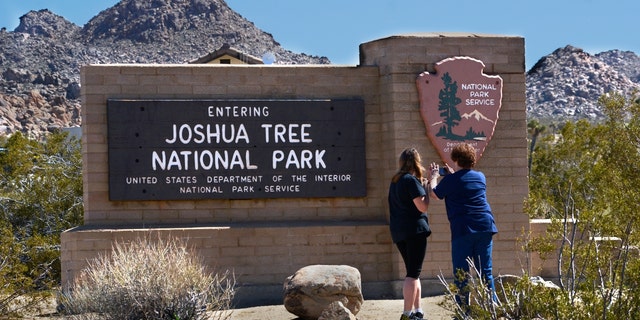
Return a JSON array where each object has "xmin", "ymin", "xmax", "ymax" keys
[
  {"xmin": 284, "ymin": 264, "xmax": 363, "ymax": 320},
  {"xmin": 318, "ymin": 301, "xmax": 357, "ymax": 320}
]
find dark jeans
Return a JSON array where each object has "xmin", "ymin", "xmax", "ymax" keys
[{"xmin": 451, "ymin": 232, "xmax": 495, "ymax": 305}]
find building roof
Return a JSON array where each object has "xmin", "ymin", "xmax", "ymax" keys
[{"xmin": 189, "ymin": 43, "xmax": 264, "ymax": 64}]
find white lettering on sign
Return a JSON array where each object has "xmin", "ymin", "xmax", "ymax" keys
[
  {"xmin": 460, "ymin": 83, "xmax": 497, "ymax": 90},
  {"xmin": 314, "ymin": 174, "xmax": 352, "ymax": 182},
  {"xmin": 206, "ymin": 175, "xmax": 263, "ymax": 183},
  {"xmin": 108, "ymin": 99, "xmax": 366, "ymax": 200},
  {"xmin": 165, "ymin": 124, "xmax": 250, "ymax": 144},
  {"xmin": 264, "ymin": 184, "xmax": 301, "ymax": 192},
  {"xmin": 469, "ymin": 91, "xmax": 489, "ymax": 97},
  {"xmin": 272, "ymin": 149, "xmax": 326, "ymax": 169},
  {"xmin": 290, "ymin": 175, "xmax": 307, "ymax": 182},
  {"xmin": 152, "ymin": 150, "xmax": 258, "ymax": 171},
  {"xmin": 465, "ymin": 98, "xmax": 495, "ymax": 106},
  {"xmin": 126, "ymin": 176, "xmax": 158, "ymax": 184},
  {"xmin": 207, "ymin": 105, "xmax": 270, "ymax": 117},
  {"xmin": 165, "ymin": 176, "xmax": 197, "ymax": 183},
  {"xmin": 232, "ymin": 185, "xmax": 255, "ymax": 192},
  {"xmin": 261, "ymin": 124, "xmax": 312, "ymax": 143},
  {"xmin": 179, "ymin": 186, "xmax": 223, "ymax": 193},
  {"xmin": 460, "ymin": 83, "xmax": 498, "ymax": 106}
]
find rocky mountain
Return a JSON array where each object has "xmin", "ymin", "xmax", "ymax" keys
[
  {"xmin": 0, "ymin": 0, "xmax": 639, "ymax": 138},
  {"xmin": 0, "ymin": 0, "xmax": 328, "ymax": 138},
  {"xmin": 526, "ymin": 45, "xmax": 640, "ymax": 122}
]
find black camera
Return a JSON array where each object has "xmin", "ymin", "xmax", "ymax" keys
[{"xmin": 439, "ymin": 167, "xmax": 448, "ymax": 176}]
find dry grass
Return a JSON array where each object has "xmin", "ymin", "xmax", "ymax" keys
[{"xmin": 58, "ymin": 237, "xmax": 235, "ymax": 320}]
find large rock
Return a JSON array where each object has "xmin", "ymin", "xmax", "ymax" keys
[
  {"xmin": 283, "ymin": 265, "xmax": 363, "ymax": 320},
  {"xmin": 318, "ymin": 301, "xmax": 357, "ymax": 320}
]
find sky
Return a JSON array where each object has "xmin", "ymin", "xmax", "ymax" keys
[{"xmin": 0, "ymin": 0, "xmax": 638, "ymax": 70}]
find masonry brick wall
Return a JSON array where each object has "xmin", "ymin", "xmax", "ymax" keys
[
  {"xmin": 359, "ymin": 34, "xmax": 529, "ymax": 279},
  {"xmin": 62, "ymin": 222, "xmax": 393, "ymax": 285},
  {"xmin": 62, "ymin": 33, "xmax": 528, "ymax": 300}
]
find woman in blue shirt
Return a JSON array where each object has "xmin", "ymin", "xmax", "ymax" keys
[
  {"xmin": 388, "ymin": 148, "xmax": 431, "ymax": 320},
  {"xmin": 428, "ymin": 143, "xmax": 498, "ymax": 307}
]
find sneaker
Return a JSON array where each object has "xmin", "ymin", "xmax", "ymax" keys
[
  {"xmin": 412, "ymin": 311, "xmax": 424, "ymax": 319},
  {"xmin": 399, "ymin": 314, "xmax": 412, "ymax": 320}
]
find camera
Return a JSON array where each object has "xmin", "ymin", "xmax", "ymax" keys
[{"xmin": 439, "ymin": 167, "xmax": 448, "ymax": 176}]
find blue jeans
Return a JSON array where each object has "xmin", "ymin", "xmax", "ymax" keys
[{"xmin": 451, "ymin": 232, "xmax": 495, "ymax": 305}]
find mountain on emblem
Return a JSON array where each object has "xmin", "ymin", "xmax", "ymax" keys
[
  {"xmin": 462, "ymin": 109, "xmax": 495, "ymax": 124},
  {"xmin": 416, "ymin": 56, "xmax": 503, "ymax": 166}
]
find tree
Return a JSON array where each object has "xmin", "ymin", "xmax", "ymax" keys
[
  {"xmin": 437, "ymin": 72, "xmax": 462, "ymax": 139},
  {"xmin": 0, "ymin": 130, "xmax": 83, "ymax": 316},
  {"xmin": 524, "ymin": 91, "xmax": 640, "ymax": 319},
  {"xmin": 527, "ymin": 119, "xmax": 546, "ymax": 176}
]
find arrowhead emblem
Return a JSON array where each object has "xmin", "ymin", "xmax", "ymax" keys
[{"xmin": 416, "ymin": 56, "xmax": 503, "ymax": 167}]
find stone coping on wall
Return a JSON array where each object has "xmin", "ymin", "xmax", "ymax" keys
[
  {"xmin": 374, "ymin": 31, "xmax": 517, "ymax": 39},
  {"xmin": 65, "ymin": 219, "xmax": 388, "ymax": 232}
]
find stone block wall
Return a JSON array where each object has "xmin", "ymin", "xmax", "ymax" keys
[
  {"xmin": 360, "ymin": 33, "xmax": 529, "ymax": 279},
  {"xmin": 62, "ymin": 33, "xmax": 528, "ymax": 302}
]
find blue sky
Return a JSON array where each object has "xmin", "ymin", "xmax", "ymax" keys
[{"xmin": 1, "ymin": 0, "xmax": 638, "ymax": 70}]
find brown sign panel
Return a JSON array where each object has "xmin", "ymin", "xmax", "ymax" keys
[
  {"xmin": 416, "ymin": 57, "xmax": 503, "ymax": 167},
  {"xmin": 107, "ymin": 99, "xmax": 366, "ymax": 200}
]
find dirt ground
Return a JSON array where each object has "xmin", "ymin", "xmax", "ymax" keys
[
  {"xmin": 221, "ymin": 295, "xmax": 453, "ymax": 319},
  {"xmin": 28, "ymin": 295, "xmax": 454, "ymax": 319}
]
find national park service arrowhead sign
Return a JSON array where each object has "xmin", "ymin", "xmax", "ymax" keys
[{"xmin": 416, "ymin": 56, "xmax": 503, "ymax": 167}]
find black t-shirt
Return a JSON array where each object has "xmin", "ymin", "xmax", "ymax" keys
[{"xmin": 388, "ymin": 173, "xmax": 430, "ymax": 243}]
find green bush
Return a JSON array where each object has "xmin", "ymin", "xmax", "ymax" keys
[
  {"xmin": 0, "ymin": 130, "xmax": 82, "ymax": 316},
  {"xmin": 524, "ymin": 92, "xmax": 640, "ymax": 319},
  {"xmin": 59, "ymin": 237, "xmax": 235, "ymax": 320},
  {"xmin": 440, "ymin": 92, "xmax": 640, "ymax": 319}
]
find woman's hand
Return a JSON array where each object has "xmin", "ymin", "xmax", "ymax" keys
[
  {"xmin": 420, "ymin": 177, "xmax": 429, "ymax": 188},
  {"xmin": 427, "ymin": 162, "xmax": 442, "ymax": 199},
  {"xmin": 442, "ymin": 163, "xmax": 454, "ymax": 175},
  {"xmin": 428, "ymin": 162, "xmax": 440, "ymax": 179}
]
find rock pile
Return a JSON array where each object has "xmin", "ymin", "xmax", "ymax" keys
[
  {"xmin": 2, "ymin": 0, "xmax": 640, "ymax": 138},
  {"xmin": 526, "ymin": 45, "xmax": 640, "ymax": 122},
  {"xmin": 0, "ymin": 0, "xmax": 329, "ymax": 138}
]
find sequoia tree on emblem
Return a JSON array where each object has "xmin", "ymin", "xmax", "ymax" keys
[{"xmin": 416, "ymin": 56, "xmax": 503, "ymax": 167}]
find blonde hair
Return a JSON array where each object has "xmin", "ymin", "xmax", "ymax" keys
[{"xmin": 392, "ymin": 148, "xmax": 425, "ymax": 183}]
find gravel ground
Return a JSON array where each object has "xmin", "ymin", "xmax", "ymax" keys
[
  {"xmin": 221, "ymin": 295, "xmax": 453, "ymax": 319},
  {"xmin": 27, "ymin": 295, "xmax": 454, "ymax": 319}
]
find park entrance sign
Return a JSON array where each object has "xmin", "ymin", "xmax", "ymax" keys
[
  {"xmin": 62, "ymin": 34, "xmax": 529, "ymax": 303},
  {"xmin": 416, "ymin": 56, "xmax": 503, "ymax": 166},
  {"xmin": 107, "ymin": 99, "xmax": 366, "ymax": 200}
]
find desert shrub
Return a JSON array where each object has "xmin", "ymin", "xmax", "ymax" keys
[
  {"xmin": 59, "ymin": 237, "xmax": 235, "ymax": 320},
  {"xmin": 524, "ymin": 92, "xmax": 640, "ymax": 319},
  {"xmin": 0, "ymin": 131, "xmax": 82, "ymax": 316},
  {"xmin": 439, "ymin": 263, "xmax": 574, "ymax": 320},
  {"xmin": 438, "ymin": 258, "xmax": 505, "ymax": 320},
  {"xmin": 440, "ymin": 92, "xmax": 640, "ymax": 319}
]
